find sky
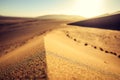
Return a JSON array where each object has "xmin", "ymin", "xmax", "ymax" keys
[{"xmin": 0, "ymin": 0, "xmax": 120, "ymax": 18}]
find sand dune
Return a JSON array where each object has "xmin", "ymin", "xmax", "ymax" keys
[
  {"xmin": 0, "ymin": 16, "xmax": 120, "ymax": 80},
  {"xmin": 38, "ymin": 15, "xmax": 85, "ymax": 21},
  {"xmin": 0, "ymin": 18, "xmax": 67, "ymax": 57},
  {"xmin": 45, "ymin": 27, "xmax": 120, "ymax": 80},
  {"xmin": 69, "ymin": 13, "xmax": 120, "ymax": 30},
  {"xmin": 0, "ymin": 35, "xmax": 48, "ymax": 79}
]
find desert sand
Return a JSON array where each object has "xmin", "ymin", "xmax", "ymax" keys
[
  {"xmin": 45, "ymin": 27, "xmax": 120, "ymax": 80},
  {"xmin": 0, "ymin": 15, "xmax": 120, "ymax": 80}
]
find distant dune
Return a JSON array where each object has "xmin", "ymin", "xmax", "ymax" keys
[
  {"xmin": 0, "ymin": 16, "xmax": 35, "ymax": 27},
  {"xmin": 0, "ymin": 16, "xmax": 34, "ymax": 21},
  {"xmin": 0, "ymin": 16, "xmax": 68, "ymax": 57},
  {"xmin": 91, "ymin": 11, "xmax": 120, "ymax": 18},
  {"xmin": 69, "ymin": 13, "xmax": 120, "ymax": 30},
  {"xmin": 38, "ymin": 15, "xmax": 85, "ymax": 21}
]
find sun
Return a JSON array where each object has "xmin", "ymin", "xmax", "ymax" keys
[{"xmin": 72, "ymin": 0, "xmax": 103, "ymax": 18}]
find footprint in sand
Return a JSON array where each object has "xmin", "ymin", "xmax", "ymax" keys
[
  {"xmin": 66, "ymin": 34, "xmax": 70, "ymax": 38},
  {"xmin": 93, "ymin": 46, "xmax": 97, "ymax": 49},
  {"xmin": 118, "ymin": 55, "xmax": 120, "ymax": 58},
  {"xmin": 84, "ymin": 43, "xmax": 88, "ymax": 46},
  {"xmin": 110, "ymin": 52, "xmax": 117, "ymax": 56},
  {"xmin": 73, "ymin": 38, "xmax": 77, "ymax": 41},
  {"xmin": 99, "ymin": 47, "xmax": 104, "ymax": 51},
  {"xmin": 65, "ymin": 34, "xmax": 119, "ymax": 59},
  {"xmin": 91, "ymin": 45, "xmax": 97, "ymax": 49},
  {"xmin": 104, "ymin": 61, "xmax": 108, "ymax": 64},
  {"xmin": 66, "ymin": 34, "xmax": 72, "ymax": 39},
  {"xmin": 105, "ymin": 51, "xmax": 109, "ymax": 53}
]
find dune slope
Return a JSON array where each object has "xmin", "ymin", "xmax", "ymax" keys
[
  {"xmin": 45, "ymin": 27, "xmax": 120, "ymax": 80},
  {"xmin": 0, "ymin": 35, "xmax": 48, "ymax": 80},
  {"xmin": 0, "ymin": 18, "xmax": 120, "ymax": 80},
  {"xmin": 69, "ymin": 14, "xmax": 120, "ymax": 30}
]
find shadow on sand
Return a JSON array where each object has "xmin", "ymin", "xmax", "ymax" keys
[
  {"xmin": 0, "ymin": 39, "xmax": 48, "ymax": 80},
  {"xmin": 68, "ymin": 14, "xmax": 120, "ymax": 31}
]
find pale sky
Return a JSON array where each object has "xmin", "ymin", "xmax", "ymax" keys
[{"xmin": 0, "ymin": 0, "xmax": 120, "ymax": 18}]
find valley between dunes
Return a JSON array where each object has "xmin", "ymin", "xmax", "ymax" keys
[{"xmin": 0, "ymin": 19, "xmax": 120, "ymax": 80}]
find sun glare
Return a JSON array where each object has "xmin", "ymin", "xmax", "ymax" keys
[{"xmin": 72, "ymin": 0, "xmax": 103, "ymax": 18}]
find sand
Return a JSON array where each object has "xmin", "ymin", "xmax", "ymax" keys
[
  {"xmin": 0, "ymin": 35, "xmax": 48, "ymax": 79},
  {"xmin": 0, "ymin": 19, "xmax": 66, "ymax": 57},
  {"xmin": 0, "ymin": 18, "xmax": 120, "ymax": 80},
  {"xmin": 45, "ymin": 27, "xmax": 120, "ymax": 80}
]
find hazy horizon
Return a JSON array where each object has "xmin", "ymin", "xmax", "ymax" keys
[{"xmin": 0, "ymin": 0, "xmax": 120, "ymax": 18}]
